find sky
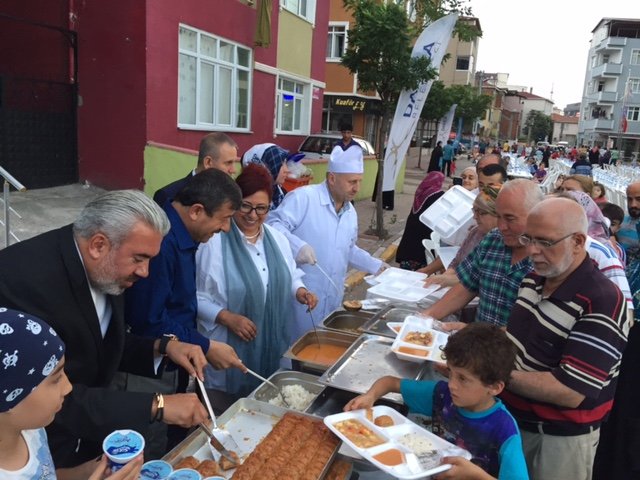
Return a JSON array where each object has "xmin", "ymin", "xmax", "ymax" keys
[{"xmin": 467, "ymin": 0, "xmax": 640, "ymax": 110}]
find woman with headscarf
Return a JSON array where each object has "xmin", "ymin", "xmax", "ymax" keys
[
  {"xmin": 460, "ymin": 166, "xmax": 478, "ymax": 191},
  {"xmin": 428, "ymin": 141, "xmax": 443, "ymax": 172},
  {"xmin": 422, "ymin": 185, "xmax": 502, "ymax": 287},
  {"xmin": 242, "ymin": 143, "xmax": 304, "ymax": 209},
  {"xmin": 196, "ymin": 164, "xmax": 318, "ymax": 398},
  {"xmin": 395, "ymin": 171, "xmax": 446, "ymax": 270}
]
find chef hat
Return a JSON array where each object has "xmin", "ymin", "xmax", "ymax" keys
[
  {"xmin": 328, "ymin": 145, "xmax": 364, "ymax": 174},
  {"xmin": 0, "ymin": 308, "xmax": 65, "ymax": 412}
]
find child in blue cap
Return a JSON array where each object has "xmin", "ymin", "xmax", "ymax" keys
[{"xmin": 0, "ymin": 308, "xmax": 142, "ymax": 479}]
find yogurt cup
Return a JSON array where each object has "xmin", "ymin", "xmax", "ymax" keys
[
  {"xmin": 139, "ymin": 459, "xmax": 173, "ymax": 479},
  {"xmin": 102, "ymin": 429, "xmax": 144, "ymax": 471},
  {"xmin": 202, "ymin": 477, "xmax": 225, "ymax": 480},
  {"xmin": 167, "ymin": 469, "xmax": 202, "ymax": 480}
]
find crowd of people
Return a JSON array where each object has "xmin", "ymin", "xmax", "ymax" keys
[{"xmin": 1, "ymin": 127, "xmax": 639, "ymax": 480}]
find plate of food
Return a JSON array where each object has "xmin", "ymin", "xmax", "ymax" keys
[
  {"xmin": 324, "ymin": 406, "xmax": 470, "ymax": 479},
  {"xmin": 391, "ymin": 316, "xmax": 448, "ymax": 364}
]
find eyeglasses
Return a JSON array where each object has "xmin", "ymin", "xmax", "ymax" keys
[
  {"xmin": 239, "ymin": 202, "xmax": 270, "ymax": 216},
  {"xmin": 472, "ymin": 208, "xmax": 494, "ymax": 217},
  {"xmin": 518, "ymin": 232, "xmax": 576, "ymax": 248}
]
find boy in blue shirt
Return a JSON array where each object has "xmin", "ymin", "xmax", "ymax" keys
[{"xmin": 345, "ymin": 322, "xmax": 528, "ymax": 480}]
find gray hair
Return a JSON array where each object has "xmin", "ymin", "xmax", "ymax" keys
[
  {"xmin": 73, "ymin": 190, "xmax": 170, "ymax": 246},
  {"xmin": 501, "ymin": 178, "xmax": 543, "ymax": 212}
]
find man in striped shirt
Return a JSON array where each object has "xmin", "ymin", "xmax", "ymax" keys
[{"xmin": 502, "ymin": 197, "xmax": 628, "ymax": 480}]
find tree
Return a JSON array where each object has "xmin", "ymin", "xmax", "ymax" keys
[
  {"xmin": 341, "ymin": 0, "xmax": 476, "ymax": 238},
  {"xmin": 447, "ymin": 84, "xmax": 492, "ymax": 132},
  {"xmin": 524, "ymin": 110, "xmax": 552, "ymax": 143}
]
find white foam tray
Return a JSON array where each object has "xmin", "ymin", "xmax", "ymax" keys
[{"xmin": 419, "ymin": 185, "xmax": 476, "ymax": 238}]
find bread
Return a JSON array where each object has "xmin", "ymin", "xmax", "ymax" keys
[
  {"xmin": 219, "ymin": 451, "xmax": 240, "ymax": 471},
  {"xmin": 374, "ymin": 415, "xmax": 394, "ymax": 427},
  {"xmin": 196, "ymin": 459, "xmax": 222, "ymax": 476},
  {"xmin": 231, "ymin": 412, "xmax": 339, "ymax": 480},
  {"xmin": 174, "ymin": 455, "xmax": 199, "ymax": 470},
  {"xmin": 342, "ymin": 300, "xmax": 362, "ymax": 311}
]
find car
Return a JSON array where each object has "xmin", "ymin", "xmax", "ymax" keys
[{"xmin": 297, "ymin": 133, "xmax": 377, "ymax": 160}]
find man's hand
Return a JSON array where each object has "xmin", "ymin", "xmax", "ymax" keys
[
  {"xmin": 439, "ymin": 321, "xmax": 467, "ymax": 333},
  {"xmin": 219, "ymin": 311, "xmax": 257, "ymax": 341},
  {"xmin": 164, "ymin": 340, "xmax": 207, "ymax": 381},
  {"xmin": 296, "ymin": 288, "xmax": 319, "ymax": 310},
  {"xmin": 296, "ymin": 244, "xmax": 317, "ymax": 265},
  {"xmin": 375, "ymin": 262, "xmax": 390, "ymax": 276},
  {"xmin": 163, "ymin": 393, "xmax": 209, "ymax": 427},
  {"xmin": 206, "ymin": 340, "xmax": 247, "ymax": 371}
]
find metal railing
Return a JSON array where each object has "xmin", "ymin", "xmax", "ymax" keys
[{"xmin": 0, "ymin": 166, "xmax": 26, "ymax": 248}]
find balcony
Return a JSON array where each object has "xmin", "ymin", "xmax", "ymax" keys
[
  {"xmin": 597, "ymin": 91, "xmax": 618, "ymax": 103},
  {"xmin": 594, "ymin": 36, "xmax": 627, "ymax": 51},
  {"xmin": 591, "ymin": 62, "xmax": 623, "ymax": 77},
  {"xmin": 581, "ymin": 118, "xmax": 614, "ymax": 131}
]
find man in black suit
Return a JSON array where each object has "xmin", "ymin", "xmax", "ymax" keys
[
  {"xmin": 153, "ymin": 132, "xmax": 239, "ymax": 206},
  {"xmin": 0, "ymin": 190, "xmax": 209, "ymax": 468}
]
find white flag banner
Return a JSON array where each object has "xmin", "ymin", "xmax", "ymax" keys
[
  {"xmin": 383, "ymin": 13, "xmax": 458, "ymax": 191},
  {"xmin": 437, "ymin": 103, "xmax": 457, "ymax": 147}
]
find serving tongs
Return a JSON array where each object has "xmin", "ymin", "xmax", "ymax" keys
[
  {"xmin": 244, "ymin": 367, "xmax": 291, "ymax": 409},
  {"xmin": 196, "ymin": 378, "xmax": 240, "ymax": 466}
]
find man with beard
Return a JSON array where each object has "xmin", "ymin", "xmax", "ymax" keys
[
  {"xmin": 502, "ymin": 197, "xmax": 628, "ymax": 480},
  {"xmin": 0, "ymin": 190, "xmax": 210, "ymax": 469},
  {"xmin": 617, "ymin": 181, "xmax": 640, "ymax": 261}
]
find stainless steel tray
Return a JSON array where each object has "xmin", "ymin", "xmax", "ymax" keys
[
  {"xmin": 284, "ymin": 329, "xmax": 358, "ymax": 374},
  {"xmin": 248, "ymin": 370, "xmax": 325, "ymax": 413},
  {"xmin": 321, "ymin": 310, "xmax": 374, "ymax": 335},
  {"xmin": 361, "ymin": 304, "xmax": 422, "ymax": 338},
  {"xmin": 317, "ymin": 334, "xmax": 429, "ymax": 403},
  {"xmin": 163, "ymin": 398, "xmax": 339, "ymax": 479}
]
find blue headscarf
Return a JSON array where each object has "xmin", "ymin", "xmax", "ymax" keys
[{"xmin": 221, "ymin": 222, "xmax": 292, "ymax": 396}]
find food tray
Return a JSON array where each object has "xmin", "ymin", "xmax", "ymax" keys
[
  {"xmin": 375, "ymin": 267, "xmax": 427, "ymax": 284},
  {"xmin": 419, "ymin": 185, "xmax": 475, "ymax": 238},
  {"xmin": 391, "ymin": 316, "xmax": 448, "ymax": 364},
  {"xmin": 321, "ymin": 310, "xmax": 374, "ymax": 335},
  {"xmin": 248, "ymin": 370, "xmax": 325, "ymax": 413},
  {"xmin": 284, "ymin": 330, "xmax": 358, "ymax": 374},
  {"xmin": 317, "ymin": 334, "xmax": 428, "ymax": 403},
  {"xmin": 163, "ymin": 398, "xmax": 339, "ymax": 479},
  {"xmin": 324, "ymin": 406, "xmax": 471, "ymax": 479},
  {"xmin": 362, "ymin": 304, "xmax": 423, "ymax": 338},
  {"xmin": 367, "ymin": 280, "xmax": 439, "ymax": 304}
]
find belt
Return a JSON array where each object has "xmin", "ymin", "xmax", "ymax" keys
[{"xmin": 518, "ymin": 421, "xmax": 599, "ymax": 437}]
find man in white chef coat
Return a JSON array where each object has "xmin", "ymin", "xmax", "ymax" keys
[{"xmin": 268, "ymin": 145, "xmax": 383, "ymax": 341}]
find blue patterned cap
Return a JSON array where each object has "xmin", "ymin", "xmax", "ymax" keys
[{"xmin": 0, "ymin": 308, "xmax": 65, "ymax": 412}]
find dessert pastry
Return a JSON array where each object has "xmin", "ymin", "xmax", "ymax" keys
[
  {"xmin": 196, "ymin": 459, "xmax": 222, "ymax": 477},
  {"xmin": 174, "ymin": 455, "xmax": 199, "ymax": 470}
]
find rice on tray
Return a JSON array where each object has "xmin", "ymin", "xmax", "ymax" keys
[{"xmin": 268, "ymin": 384, "xmax": 316, "ymax": 411}]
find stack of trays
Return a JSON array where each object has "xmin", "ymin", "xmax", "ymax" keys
[
  {"xmin": 367, "ymin": 267, "xmax": 439, "ymax": 303},
  {"xmin": 325, "ymin": 406, "xmax": 471, "ymax": 479},
  {"xmin": 419, "ymin": 185, "xmax": 475, "ymax": 239}
]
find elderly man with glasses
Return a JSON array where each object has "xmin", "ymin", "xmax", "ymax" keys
[{"xmin": 502, "ymin": 196, "xmax": 628, "ymax": 480}]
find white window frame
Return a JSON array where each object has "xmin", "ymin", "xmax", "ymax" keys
[
  {"xmin": 177, "ymin": 24, "xmax": 252, "ymax": 132},
  {"xmin": 632, "ymin": 49, "xmax": 640, "ymax": 65},
  {"xmin": 275, "ymin": 75, "xmax": 311, "ymax": 135},
  {"xmin": 630, "ymin": 78, "xmax": 640, "ymax": 94},
  {"xmin": 627, "ymin": 106, "xmax": 640, "ymax": 122},
  {"xmin": 326, "ymin": 22, "xmax": 348, "ymax": 61},
  {"xmin": 280, "ymin": 0, "xmax": 316, "ymax": 24}
]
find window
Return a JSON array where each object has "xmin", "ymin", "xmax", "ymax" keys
[
  {"xmin": 276, "ymin": 77, "xmax": 309, "ymax": 134},
  {"xmin": 178, "ymin": 25, "xmax": 252, "ymax": 130},
  {"xmin": 632, "ymin": 49, "xmax": 640, "ymax": 65},
  {"xmin": 456, "ymin": 56, "xmax": 470, "ymax": 71},
  {"xmin": 326, "ymin": 23, "xmax": 347, "ymax": 60},
  {"xmin": 282, "ymin": 0, "xmax": 316, "ymax": 23},
  {"xmin": 630, "ymin": 78, "xmax": 640, "ymax": 94},
  {"xmin": 627, "ymin": 107, "xmax": 640, "ymax": 122}
]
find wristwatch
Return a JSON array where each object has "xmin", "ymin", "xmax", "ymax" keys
[{"xmin": 158, "ymin": 334, "xmax": 179, "ymax": 356}]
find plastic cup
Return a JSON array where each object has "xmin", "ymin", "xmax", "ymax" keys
[
  {"xmin": 140, "ymin": 459, "xmax": 173, "ymax": 479},
  {"xmin": 102, "ymin": 429, "xmax": 145, "ymax": 472},
  {"xmin": 167, "ymin": 469, "xmax": 202, "ymax": 480}
]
